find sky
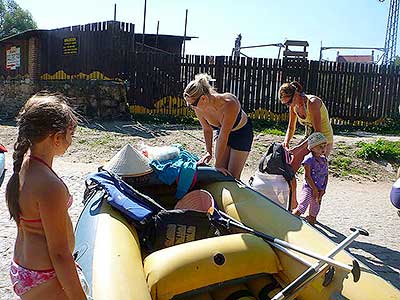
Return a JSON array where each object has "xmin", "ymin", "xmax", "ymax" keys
[{"xmin": 15, "ymin": 0, "xmax": 395, "ymax": 61}]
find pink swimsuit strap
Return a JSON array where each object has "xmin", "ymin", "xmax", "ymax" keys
[
  {"xmin": 19, "ymin": 156, "xmax": 73, "ymax": 223},
  {"xmin": 28, "ymin": 155, "xmax": 73, "ymax": 207}
]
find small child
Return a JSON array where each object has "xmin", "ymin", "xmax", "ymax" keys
[{"xmin": 292, "ymin": 132, "xmax": 328, "ymax": 225}]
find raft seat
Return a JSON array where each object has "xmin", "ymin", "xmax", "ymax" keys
[{"xmin": 144, "ymin": 233, "xmax": 282, "ymax": 300}]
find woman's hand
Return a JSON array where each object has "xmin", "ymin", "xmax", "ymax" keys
[
  {"xmin": 197, "ymin": 152, "xmax": 212, "ymax": 166},
  {"xmin": 216, "ymin": 167, "xmax": 232, "ymax": 177},
  {"xmin": 282, "ymin": 141, "xmax": 290, "ymax": 150}
]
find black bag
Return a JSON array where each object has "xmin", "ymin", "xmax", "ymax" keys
[
  {"xmin": 258, "ymin": 142, "xmax": 295, "ymax": 183},
  {"xmin": 149, "ymin": 209, "xmax": 228, "ymax": 251}
]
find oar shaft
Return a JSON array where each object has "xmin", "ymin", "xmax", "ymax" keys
[
  {"xmin": 218, "ymin": 211, "xmax": 353, "ymax": 272},
  {"xmin": 271, "ymin": 229, "xmax": 363, "ymax": 300}
]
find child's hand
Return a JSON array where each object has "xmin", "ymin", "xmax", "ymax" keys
[
  {"xmin": 312, "ymin": 188, "xmax": 319, "ymax": 200},
  {"xmin": 317, "ymin": 190, "xmax": 325, "ymax": 204}
]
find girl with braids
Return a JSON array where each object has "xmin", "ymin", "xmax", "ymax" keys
[
  {"xmin": 6, "ymin": 92, "xmax": 87, "ymax": 299},
  {"xmin": 183, "ymin": 73, "xmax": 254, "ymax": 179},
  {"xmin": 279, "ymin": 81, "xmax": 334, "ymax": 173}
]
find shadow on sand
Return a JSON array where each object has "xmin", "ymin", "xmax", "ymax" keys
[
  {"xmin": 0, "ymin": 119, "xmax": 202, "ymax": 140},
  {"xmin": 315, "ymin": 222, "xmax": 400, "ymax": 289}
]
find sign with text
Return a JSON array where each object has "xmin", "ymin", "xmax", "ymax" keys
[
  {"xmin": 63, "ymin": 37, "xmax": 79, "ymax": 55},
  {"xmin": 6, "ymin": 46, "xmax": 21, "ymax": 70}
]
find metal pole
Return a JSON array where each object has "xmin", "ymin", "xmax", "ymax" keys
[
  {"xmin": 319, "ymin": 41, "xmax": 323, "ymax": 61},
  {"xmin": 142, "ymin": 0, "xmax": 147, "ymax": 50},
  {"xmin": 155, "ymin": 20, "xmax": 159, "ymax": 49},
  {"xmin": 182, "ymin": 9, "xmax": 188, "ymax": 58},
  {"xmin": 114, "ymin": 3, "xmax": 116, "ymax": 21}
]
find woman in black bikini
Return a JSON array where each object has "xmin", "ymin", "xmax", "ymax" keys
[{"xmin": 183, "ymin": 73, "xmax": 254, "ymax": 179}]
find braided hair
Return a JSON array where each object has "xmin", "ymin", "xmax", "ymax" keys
[{"xmin": 6, "ymin": 91, "xmax": 78, "ymax": 224}]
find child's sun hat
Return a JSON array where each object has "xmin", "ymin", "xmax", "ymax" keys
[{"xmin": 307, "ymin": 132, "xmax": 327, "ymax": 150}]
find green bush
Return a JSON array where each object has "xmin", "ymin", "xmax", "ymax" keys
[{"xmin": 355, "ymin": 139, "xmax": 400, "ymax": 162}]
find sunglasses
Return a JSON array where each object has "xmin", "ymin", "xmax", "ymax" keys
[
  {"xmin": 185, "ymin": 94, "xmax": 202, "ymax": 108},
  {"xmin": 282, "ymin": 93, "xmax": 295, "ymax": 106}
]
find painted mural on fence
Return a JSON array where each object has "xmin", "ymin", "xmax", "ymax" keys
[
  {"xmin": 41, "ymin": 70, "xmax": 117, "ymax": 81},
  {"xmin": 129, "ymin": 96, "xmax": 290, "ymax": 122}
]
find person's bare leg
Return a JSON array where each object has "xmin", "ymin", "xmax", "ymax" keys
[
  {"xmin": 289, "ymin": 142, "xmax": 310, "ymax": 172},
  {"xmin": 228, "ymin": 149, "xmax": 249, "ymax": 179},
  {"xmin": 21, "ymin": 278, "xmax": 69, "ymax": 300},
  {"xmin": 289, "ymin": 178, "xmax": 298, "ymax": 211}
]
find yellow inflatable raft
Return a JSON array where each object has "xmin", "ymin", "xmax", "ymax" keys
[{"xmin": 74, "ymin": 168, "xmax": 400, "ymax": 300}]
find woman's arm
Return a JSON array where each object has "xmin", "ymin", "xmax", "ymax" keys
[
  {"xmin": 309, "ymin": 97, "xmax": 323, "ymax": 132},
  {"xmin": 283, "ymin": 107, "xmax": 298, "ymax": 149},
  {"xmin": 215, "ymin": 101, "xmax": 239, "ymax": 167},
  {"xmin": 196, "ymin": 112, "xmax": 214, "ymax": 164},
  {"xmin": 40, "ymin": 181, "xmax": 86, "ymax": 300}
]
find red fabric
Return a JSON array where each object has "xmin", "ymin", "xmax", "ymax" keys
[
  {"xmin": 0, "ymin": 144, "xmax": 7, "ymax": 152},
  {"xmin": 174, "ymin": 189, "xmax": 214, "ymax": 212}
]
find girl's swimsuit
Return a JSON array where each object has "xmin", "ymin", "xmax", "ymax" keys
[
  {"xmin": 10, "ymin": 155, "xmax": 73, "ymax": 297},
  {"xmin": 212, "ymin": 110, "xmax": 254, "ymax": 152}
]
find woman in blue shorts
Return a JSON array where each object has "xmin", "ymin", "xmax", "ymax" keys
[{"xmin": 183, "ymin": 73, "xmax": 253, "ymax": 179}]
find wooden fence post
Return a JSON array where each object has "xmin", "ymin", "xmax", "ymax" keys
[{"xmin": 215, "ymin": 56, "xmax": 224, "ymax": 92}]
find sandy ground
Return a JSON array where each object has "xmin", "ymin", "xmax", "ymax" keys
[{"xmin": 0, "ymin": 122, "xmax": 399, "ymax": 299}]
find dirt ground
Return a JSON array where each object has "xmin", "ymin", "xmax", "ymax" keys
[{"xmin": 0, "ymin": 121, "xmax": 399, "ymax": 298}]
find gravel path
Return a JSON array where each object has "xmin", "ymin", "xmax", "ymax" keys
[{"xmin": 0, "ymin": 124, "xmax": 399, "ymax": 299}]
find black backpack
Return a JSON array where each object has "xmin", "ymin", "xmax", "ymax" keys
[{"xmin": 258, "ymin": 142, "xmax": 295, "ymax": 183}]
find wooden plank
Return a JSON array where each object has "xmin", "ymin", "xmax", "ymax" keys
[{"xmin": 254, "ymin": 57, "xmax": 263, "ymax": 112}]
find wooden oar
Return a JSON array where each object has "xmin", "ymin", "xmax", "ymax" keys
[
  {"xmin": 271, "ymin": 227, "xmax": 368, "ymax": 300},
  {"xmin": 208, "ymin": 208, "xmax": 358, "ymax": 273}
]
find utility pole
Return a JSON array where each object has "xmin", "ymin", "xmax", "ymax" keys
[
  {"xmin": 142, "ymin": 0, "xmax": 147, "ymax": 50},
  {"xmin": 114, "ymin": 3, "xmax": 117, "ymax": 21},
  {"xmin": 182, "ymin": 9, "xmax": 188, "ymax": 58},
  {"xmin": 155, "ymin": 20, "xmax": 160, "ymax": 49}
]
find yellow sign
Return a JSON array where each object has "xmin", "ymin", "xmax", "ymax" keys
[{"xmin": 63, "ymin": 37, "xmax": 78, "ymax": 55}]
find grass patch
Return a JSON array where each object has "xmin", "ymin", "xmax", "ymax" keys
[
  {"xmin": 259, "ymin": 128, "xmax": 285, "ymax": 136},
  {"xmin": 355, "ymin": 139, "xmax": 400, "ymax": 163},
  {"xmin": 333, "ymin": 117, "xmax": 400, "ymax": 135},
  {"xmin": 329, "ymin": 156, "xmax": 368, "ymax": 177}
]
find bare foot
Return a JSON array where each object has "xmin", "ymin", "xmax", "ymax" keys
[{"xmin": 306, "ymin": 215, "xmax": 316, "ymax": 225}]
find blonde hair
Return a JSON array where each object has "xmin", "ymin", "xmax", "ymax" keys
[
  {"xmin": 183, "ymin": 73, "xmax": 216, "ymax": 99},
  {"xmin": 279, "ymin": 81, "xmax": 303, "ymax": 100}
]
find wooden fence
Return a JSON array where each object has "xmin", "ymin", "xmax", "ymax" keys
[
  {"xmin": 40, "ymin": 21, "xmax": 135, "ymax": 80},
  {"xmin": 132, "ymin": 54, "xmax": 400, "ymax": 123}
]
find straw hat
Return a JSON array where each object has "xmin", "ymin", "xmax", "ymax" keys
[{"xmin": 103, "ymin": 144, "xmax": 153, "ymax": 177}]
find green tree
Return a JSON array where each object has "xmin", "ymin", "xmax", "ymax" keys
[
  {"xmin": 0, "ymin": 0, "xmax": 37, "ymax": 40},
  {"xmin": 393, "ymin": 55, "xmax": 400, "ymax": 67}
]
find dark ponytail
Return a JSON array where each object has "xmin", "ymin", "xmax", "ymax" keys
[
  {"xmin": 6, "ymin": 136, "xmax": 30, "ymax": 223},
  {"xmin": 290, "ymin": 81, "xmax": 303, "ymax": 93}
]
